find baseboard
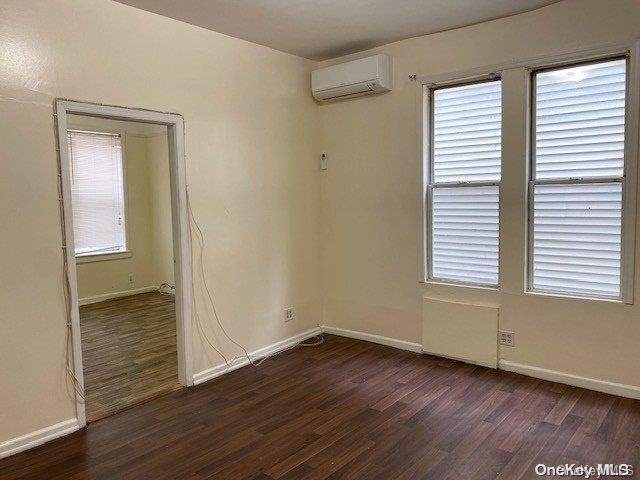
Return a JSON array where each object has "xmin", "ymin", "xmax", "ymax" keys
[
  {"xmin": 320, "ymin": 328, "xmax": 640, "ymax": 399},
  {"xmin": 4, "ymin": 336, "xmax": 638, "ymax": 461},
  {"xmin": 2, "ymin": 328, "xmax": 324, "ymax": 456},
  {"xmin": 192, "ymin": 327, "xmax": 322, "ymax": 385},
  {"xmin": 499, "ymin": 360, "xmax": 640, "ymax": 400},
  {"xmin": 158, "ymin": 283, "xmax": 176, "ymax": 295},
  {"xmin": 0, "ymin": 419, "xmax": 80, "ymax": 460},
  {"xmin": 320, "ymin": 325, "xmax": 422, "ymax": 353},
  {"xmin": 78, "ymin": 286, "xmax": 158, "ymax": 306}
]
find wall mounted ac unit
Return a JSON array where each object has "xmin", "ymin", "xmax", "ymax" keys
[{"xmin": 311, "ymin": 54, "xmax": 392, "ymax": 101}]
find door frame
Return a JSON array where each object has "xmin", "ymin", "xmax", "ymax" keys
[{"xmin": 54, "ymin": 100, "xmax": 194, "ymax": 427}]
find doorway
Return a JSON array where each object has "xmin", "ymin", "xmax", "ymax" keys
[{"xmin": 55, "ymin": 101, "xmax": 193, "ymax": 426}]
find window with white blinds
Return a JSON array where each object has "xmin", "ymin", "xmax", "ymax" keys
[
  {"xmin": 428, "ymin": 79, "xmax": 501, "ymax": 286},
  {"xmin": 68, "ymin": 130, "xmax": 127, "ymax": 256},
  {"xmin": 530, "ymin": 58, "xmax": 627, "ymax": 299}
]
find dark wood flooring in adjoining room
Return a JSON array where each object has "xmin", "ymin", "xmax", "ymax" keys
[
  {"xmin": 79, "ymin": 292, "xmax": 181, "ymax": 422},
  {"xmin": 1, "ymin": 335, "xmax": 639, "ymax": 479}
]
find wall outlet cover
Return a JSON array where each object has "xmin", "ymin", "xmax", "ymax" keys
[
  {"xmin": 283, "ymin": 307, "xmax": 295, "ymax": 322},
  {"xmin": 498, "ymin": 330, "xmax": 515, "ymax": 347}
]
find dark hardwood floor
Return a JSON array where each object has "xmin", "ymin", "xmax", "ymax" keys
[
  {"xmin": 80, "ymin": 292, "xmax": 181, "ymax": 421},
  {"xmin": 1, "ymin": 334, "xmax": 638, "ymax": 479}
]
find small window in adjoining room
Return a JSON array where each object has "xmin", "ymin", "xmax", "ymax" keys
[
  {"xmin": 529, "ymin": 57, "xmax": 628, "ymax": 300},
  {"xmin": 68, "ymin": 130, "xmax": 127, "ymax": 257},
  {"xmin": 426, "ymin": 78, "xmax": 502, "ymax": 287}
]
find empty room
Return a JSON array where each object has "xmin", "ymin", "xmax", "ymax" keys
[{"xmin": 0, "ymin": 1, "xmax": 639, "ymax": 479}]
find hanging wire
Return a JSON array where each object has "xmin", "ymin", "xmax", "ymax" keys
[
  {"xmin": 185, "ymin": 187, "xmax": 324, "ymax": 368},
  {"xmin": 54, "ymin": 110, "xmax": 325, "ymax": 410},
  {"xmin": 53, "ymin": 113, "xmax": 86, "ymax": 403}
]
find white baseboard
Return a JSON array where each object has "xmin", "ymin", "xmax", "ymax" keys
[
  {"xmin": 158, "ymin": 283, "xmax": 176, "ymax": 295},
  {"xmin": 78, "ymin": 285, "xmax": 158, "ymax": 306},
  {"xmin": 192, "ymin": 327, "xmax": 322, "ymax": 385},
  {"xmin": 320, "ymin": 325, "xmax": 422, "ymax": 353},
  {"xmin": 4, "ymin": 332, "xmax": 639, "ymax": 462},
  {"xmin": 1, "ymin": 328, "xmax": 323, "ymax": 458},
  {"xmin": 499, "ymin": 360, "xmax": 640, "ymax": 400},
  {"xmin": 0, "ymin": 419, "xmax": 80, "ymax": 460},
  {"xmin": 320, "ymin": 326, "xmax": 640, "ymax": 399}
]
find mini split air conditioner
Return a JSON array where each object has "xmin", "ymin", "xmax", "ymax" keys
[{"xmin": 311, "ymin": 54, "xmax": 392, "ymax": 101}]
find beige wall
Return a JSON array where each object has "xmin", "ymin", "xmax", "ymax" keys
[
  {"xmin": 147, "ymin": 134, "xmax": 175, "ymax": 287},
  {"xmin": 318, "ymin": 0, "xmax": 640, "ymax": 388},
  {"xmin": 72, "ymin": 122, "xmax": 174, "ymax": 299},
  {"xmin": 0, "ymin": 0, "xmax": 321, "ymax": 444}
]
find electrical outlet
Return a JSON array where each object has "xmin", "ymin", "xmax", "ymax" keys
[
  {"xmin": 283, "ymin": 307, "xmax": 295, "ymax": 323},
  {"xmin": 128, "ymin": 273, "xmax": 134, "ymax": 285},
  {"xmin": 498, "ymin": 330, "xmax": 515, "ymax": 347}
]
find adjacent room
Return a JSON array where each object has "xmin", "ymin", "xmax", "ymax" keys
[
  {"xmin": 67, "ymin": 115, "xmax": 178, "ymax": 422},
  {"xmin": 1, "ymin": 0, "xmax": 639, "ymax": 479}
]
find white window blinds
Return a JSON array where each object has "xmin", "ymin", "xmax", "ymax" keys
[
  {"xmin": 432, "ymin": 186, "xmax": 499, "ymax": 285},
  {"xmin": 531, "ymin": 58, "xmax": 626, "ymax": 298},
  {"xmin": 433, "ymin": 81, "xmax": 502, "ymax": 183},
  {"xmin": 532, "ymin": 183, "xmax": 622, "ymax": 297},
  {"xmin": 68, "ymin": 131, "xmax": 127, "ymax": 256},
  {"xmin": 429, "ymin": 79, "xmax": 501, "ymax": 286}
]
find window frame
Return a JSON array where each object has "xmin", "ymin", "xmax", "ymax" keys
[
  {"xmin": 424, "ymin": 75, "xmax": 502, "ymax": 288},
  {"xmin": 526, "ymin": 55, "xmax": 635, "ymax": 303},
  {"xmin": 68, "ymin": 129, "xmax": 131, "ymax": 263},
  {"xmin": 418, "ymin": 42, "xmax": 639, "ymax": 302}
]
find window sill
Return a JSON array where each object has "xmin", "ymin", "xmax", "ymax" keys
[
  {"xmin": 421, "ymin": 279, "xmax": 500, "ymax": 292},
  {"xmin": 75, "ymin": 251, "xmax": 132, "ymax": 264},
  {"xmin": 525, "ymin": 289, "xmax": 629, "ymax": 305}
]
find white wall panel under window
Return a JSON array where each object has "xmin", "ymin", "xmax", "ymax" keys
[
  {"xmin": 532, "ymin": 182, "xmax": 622, "ymax": 298},
  {"xmin": 433, "ymin": 81, "xmax": 501, "ymax": 183},
  {"xmin": 432, "ymin": 186, "xmax": 499, "ymax": 285},
  {"xmin": 68, "ymin": 131, "xmax": 126, "ymax": 256}
]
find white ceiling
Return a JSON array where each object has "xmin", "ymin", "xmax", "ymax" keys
[{"xmin": 114, "ymin": 0, "xmax": 562, "ymax": 60}]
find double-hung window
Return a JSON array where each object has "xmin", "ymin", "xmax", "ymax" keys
[
  {"xmin": 426, "ymin": 78, "xmax": 502, "ymax": 286},
  {"xmin": 68, "ymin": 130, "xmax": 128, "ymax": 258},
  {"xmin": 529, "ymin": 58, "xmax": 629, "ymax": 300}
]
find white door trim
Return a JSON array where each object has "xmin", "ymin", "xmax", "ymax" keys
[{"xmin": 54, "ymin": 100, "xmax": 194, "ymax": 428}]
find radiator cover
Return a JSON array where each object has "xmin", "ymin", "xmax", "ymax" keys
[{"xmin": 422, "ymin": 297, "xmax": 498, "ymax": 368}]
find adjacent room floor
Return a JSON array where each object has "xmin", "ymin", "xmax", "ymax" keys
[
  {"xmin": 79, "ymin": 292, "xmax": 181, "ymax": 422},
  {"xmin": 1, "ymin": 335, "xmax": 639, "ymax": 479}
]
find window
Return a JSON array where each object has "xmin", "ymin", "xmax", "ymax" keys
[
  {"xmin": 529, "ymin": 58, "xmax": 628, "ymax": 299},
  {"xmin": 427, "ymin": 78, "xmax": 502, "ymax": 286},
  {"xmin": 68, "ymin": 130, "xmax": 127, "ymax": 257}
]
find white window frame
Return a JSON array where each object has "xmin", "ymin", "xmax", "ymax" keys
[
  {"xmin": 418, "ymin": 41, "xmax": 639, "ymax": 303},
  {"xmin": 527, "ymin": 53, "xmax": 638, "ymax": 304},
  {"xmin": 69, "ymin": 128, "xmax": 132, "ymax": 263},
  {"xmin": 421, "ymin": 74, "xmax": 502, "ymax": 289}
]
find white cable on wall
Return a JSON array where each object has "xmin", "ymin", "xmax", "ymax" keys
[
  {"xmin": 54, "ymin": 117, "xmax": 324, "ymax": 409},
  {"xmin": 185, "ymin": 186, "xmax": 323, "ymax": 368},
  {"xmin": 53, "ymin": 113, "xmax": 86, "ymax": 404}
]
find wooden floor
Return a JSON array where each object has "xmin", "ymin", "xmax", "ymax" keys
[
  {"xmin": 79, "ymin": 292, "xmax": 181, "ymax": 422},
  {"xmin": 1, "ymin": 335, "xmax": 639, "ymax": 479}
]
